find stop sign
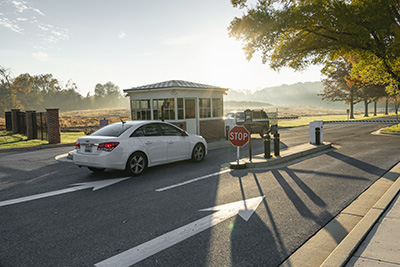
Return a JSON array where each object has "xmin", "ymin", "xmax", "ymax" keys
[{"xmin": 229, "ymin": 126, "xmax": 250, "ymax": 147}]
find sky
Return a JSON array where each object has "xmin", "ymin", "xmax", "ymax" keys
[{"xmin": 0, "ymin": 0, "xmax": 323, "ymax": 96}]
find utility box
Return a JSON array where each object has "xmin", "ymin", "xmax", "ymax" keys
[{"xmin": 309, "ymin": 120, "xmax": 323, "ymax": 145}]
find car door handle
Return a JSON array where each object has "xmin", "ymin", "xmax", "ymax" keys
[
  {"xmin": 168, "ymin": 141, "xmax": 174, "ymax": 144},
  {"xmin": 144, "ymin": 141, "xmax": 152, "ymax": 145}
]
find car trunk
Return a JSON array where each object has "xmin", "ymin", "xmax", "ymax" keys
[{"xmin": 76, "ymin": 136, "xmax": 117, "ymax": 155}]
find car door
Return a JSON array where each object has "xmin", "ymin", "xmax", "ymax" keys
[
  {"xmin": 158, "ymin": 123, "xmax": 190, "ymax": 161},
  {"xmin": 132, "ymin": 124, "xmax": 167, "ymax": 164}
]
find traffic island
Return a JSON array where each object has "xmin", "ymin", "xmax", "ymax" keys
[
  {"xmin": 244, "ymin": 142, "xmax": 332, "ymax": 169},
  {"xmin": 229, "ymin": 160, "xmax": 247, "ymax": 169}
]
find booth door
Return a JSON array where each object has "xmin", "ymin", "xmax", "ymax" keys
[{"xmin": 185, "ymin": 98, "xmax": 198, "ymax": 135}]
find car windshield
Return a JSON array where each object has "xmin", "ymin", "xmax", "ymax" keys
[
  {"xmin": 90, "ymin": 123, "xmax": 133, "ymax": 137},
  {"xmin": 225, "ymin": 112, "xmax": 244, "ymax": 119},
  {"xmin": 236, "ymin": 112, "xmax": 244, "ymax": 119}
]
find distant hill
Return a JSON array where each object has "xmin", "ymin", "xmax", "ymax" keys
[
  {"xmin": 225, "ymin": 100, "xmax": 272, "ymax": 109},
  {"xmin": 225, "ymin": 81, "xmax": 349, "ymax": 109}
]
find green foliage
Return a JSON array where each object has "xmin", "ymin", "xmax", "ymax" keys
[
  {"xmin": 0, "ymin": 65, "xmax": 129, "ymax": 113},
  {"xmin": 0, "ymin": 66, "xmax": 12, "ymax": 115},
  {"xmin": 229, "ymin": 0, "xmax": 400, "ymax": 92},
  {"xmin": 320, "ymin": 56, "xmax": 389, "ymax": 117},
  {"xmin": 0, "ymin": 130, "xmax": 85, "ymax": 149},
  {"xmin": 94, "ymin": 82, "xmax": 122, "ymax": 107},
  {"xmin": 381, "ymin": 124, "xmax": 400, "ymax": 133},
  {"xmin": 0, "ymin": 130, "xmax": 48, "ymax": 148}
]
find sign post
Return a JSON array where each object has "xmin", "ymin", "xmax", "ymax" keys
[
  {"xmin": 244, "ymin": 109, "xmax": 253, "ymax": 162},
  {"xmin": 228, "ymin": 126, "xmax": 250, "ymax": 169}
]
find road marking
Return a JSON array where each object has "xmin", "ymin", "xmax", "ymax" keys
[
  {"xmin": 0, "ymin": 177, "xmax": 129, "ymax": 207},
  {"xmin": 95, "ymin": 196, "xmax": 264, "ymax": 267},
  {"xmin": 155, "ymin": 169, "xmax": 231, "ymax": 192}
]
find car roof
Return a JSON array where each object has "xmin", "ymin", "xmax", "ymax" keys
[
  {"xmin": 119, "ymin": 120, "xmax": 161, "ymax": 125},
  {"xmin": 116, "ymin": 120, "xmax": 175, "ymax": 128}
]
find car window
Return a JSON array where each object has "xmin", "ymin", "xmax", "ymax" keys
[
  {"xmin": 131, "ymin": 128, "xmax": 144, "ymax": 137},
  {"xmin": 131, "ymin": 124, "xmax": 162, "ymax": 137},
  {"xmin": 225, "ymin": 113, "xmax": 235, "ymax": 119},
  {"xmin": 236, "ymin": 112, "xmax": 244, "ymax": 120},
  {"xmin": 159, "ymin": 124, "xmax": 184, "ymax": 136},
  {"xmin": 90, "ymin": 123, "xmax": 133, "ymax": 137}
]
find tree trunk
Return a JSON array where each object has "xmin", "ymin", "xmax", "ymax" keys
[
  {"xmin": 350, "ymin": 94, "xmax": 355, "ymax": 119},
  {"xmin": 374, "ymin": 101, "xmax": 377, "ymax": 116},
  {"xmin": 385, "ymin": 99, "xmax": 389, "ymax": 115},
  {"xmin": 364, "ymin": 99, "xmax": 369, "ymax": 117}
]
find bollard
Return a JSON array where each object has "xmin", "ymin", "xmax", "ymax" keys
[
  {"xmin": 315, "ymin": 128, "xmax": 321, "ymax": 145},
  {"xmin": 274, "ymin": 133, "xmax": 280, "ymax": 157},
  {"xmin": 264, "ymin": 134, "xmax": 271, "ymax": 159}
]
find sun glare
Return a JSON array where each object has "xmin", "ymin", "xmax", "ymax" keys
[{"xmin": 201, "ymin": 37, "xmax": 252, "ymax": 89}]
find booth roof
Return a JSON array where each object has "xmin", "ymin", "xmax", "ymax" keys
[{"xmin": 124, "ymin": 80, "xmax": 228, "ymax": 93}]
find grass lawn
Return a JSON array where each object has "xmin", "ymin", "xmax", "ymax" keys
[
  {"xmin": 0, "ymin": 131, "xmax": 84, "ymax": 149},
  {"xmin": 278, "ymin": 114, "xmax": 397, "ymax": 128},
  {"xmin": 381, "ymin": 123, "xmax": 400, "ymax": 133},
  {"xmin": 61, "ymin": 132, "xmax": 85, "ymax": 143}
]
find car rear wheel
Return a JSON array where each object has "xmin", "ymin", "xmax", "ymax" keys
[
  {"xmin": 88, "ymin": 167, "xmax": 105, "ymax": 172},
  {"xmin": 192, "ymin": 143, "xmax": 205, "ymax": 162},
  {"xmin": 126, "ymin": 152, "xmax": 147, "ymax": 176}
]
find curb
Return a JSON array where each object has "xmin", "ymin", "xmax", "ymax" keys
[
  {"xmin": 0, "ymin": 142, "xmax": 75, "ymax": 153},
  {"xmin": 244, "ymin": 143, "xmax": 332, "ymax": 169},
  {"xmin": 321, "ymin": 163, "xmax": 400, "ymax": 267}
]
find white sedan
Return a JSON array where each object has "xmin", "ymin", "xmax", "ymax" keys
[{"xmin": 72, "ymin": 121, "xmax": 207, "ymax": 176}]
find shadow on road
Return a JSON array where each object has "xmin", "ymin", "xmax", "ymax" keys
[{"xmin": 327, "ymin": 151, "xmax": 387, "ymax": 176}]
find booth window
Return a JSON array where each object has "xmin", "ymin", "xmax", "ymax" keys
[
  {"xmin": 131, "ymin": 100, "xmax": 151, "ymax": 120},
  {"xmin": 177, "ymin": 98, "xmax": 184, "ymax": 119},
  {"xmin": 185, "ymin": 99, "xmax": 195, "ymax": 119},
  {"xmin": 200, "ymin": 98, "xmax": 211, "ymax": 118},
  {"xmin": 212, "ymin": 98, "xmax": 223, "ymax": 117},
  {"xmin": 153, "ymin": 98, "xmax": 175, "ymax": 120}
]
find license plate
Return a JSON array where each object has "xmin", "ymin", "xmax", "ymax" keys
[{"xmin": 84, "ymin": 145, "xmax": 92, "ymax": 152}]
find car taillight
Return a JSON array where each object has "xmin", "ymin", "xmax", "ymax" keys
[
  {"xmin": 97, "ymin": 142, "xmax": 120, "ymax": 152},
  {"xmin": 75, "ymin": 142, "xmax": 80, "ymax": 149}
]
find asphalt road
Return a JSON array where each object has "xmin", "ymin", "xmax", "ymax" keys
[{"xmin": 0, "ymin": 118, "xmax": 399, "ymax": 267}]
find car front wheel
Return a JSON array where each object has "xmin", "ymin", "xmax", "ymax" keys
[
  {"xmin": 126, "ymin": 152, "xmax": 147, "ymax": 176},
  {"xmin": 192, "ymin": 143, "xmax": 205, "ymax": 162}
]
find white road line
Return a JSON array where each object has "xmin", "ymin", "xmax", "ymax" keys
[
  {"xmin": 155, "ymin": 169, "xmax": 232, "ymax": 192},
  {"xmin": 0, "ymin": 178, "xmax": 129, "ymax": 207},
  {"xmin": 95, "ymin": 196, "xmax": 264, "ymax": 267}
]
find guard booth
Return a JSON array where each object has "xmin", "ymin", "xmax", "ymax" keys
[
  {"xmin": 123, "ymin": 80, "xmax": 228, "ymax": 141},
  {"xmin": 309, "ymin": 120, "xmax": 323, "ymax": 145}
]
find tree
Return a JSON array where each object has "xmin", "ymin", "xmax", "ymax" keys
[
  {"xmin": 57, "ymin": 80, "xmax": 83, "ymax": 111},
  {"xmin": 319, "ymin": 58, "xmax": 360, "ymax": 119},
  {"xmin": 0, "ymin": 66, "xmax": 13, "ymax": 114},
  {"xmin": 358, "ymin": 84, "xmax": 386, "ymax": 116},
  {"xmin": 93, "ymin": 82, "xmax": 123, "ymax": 108},
  {"xmin": 11, "ymin": 73, "xmax": 41, "ymax": 109},
  {"xmin": 229, "ymin": 0, "xmax": 400, "ymax": 93},
  {"xmin": 33, "ymin": 74, "xmax": 61, "ymax": 109}
]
